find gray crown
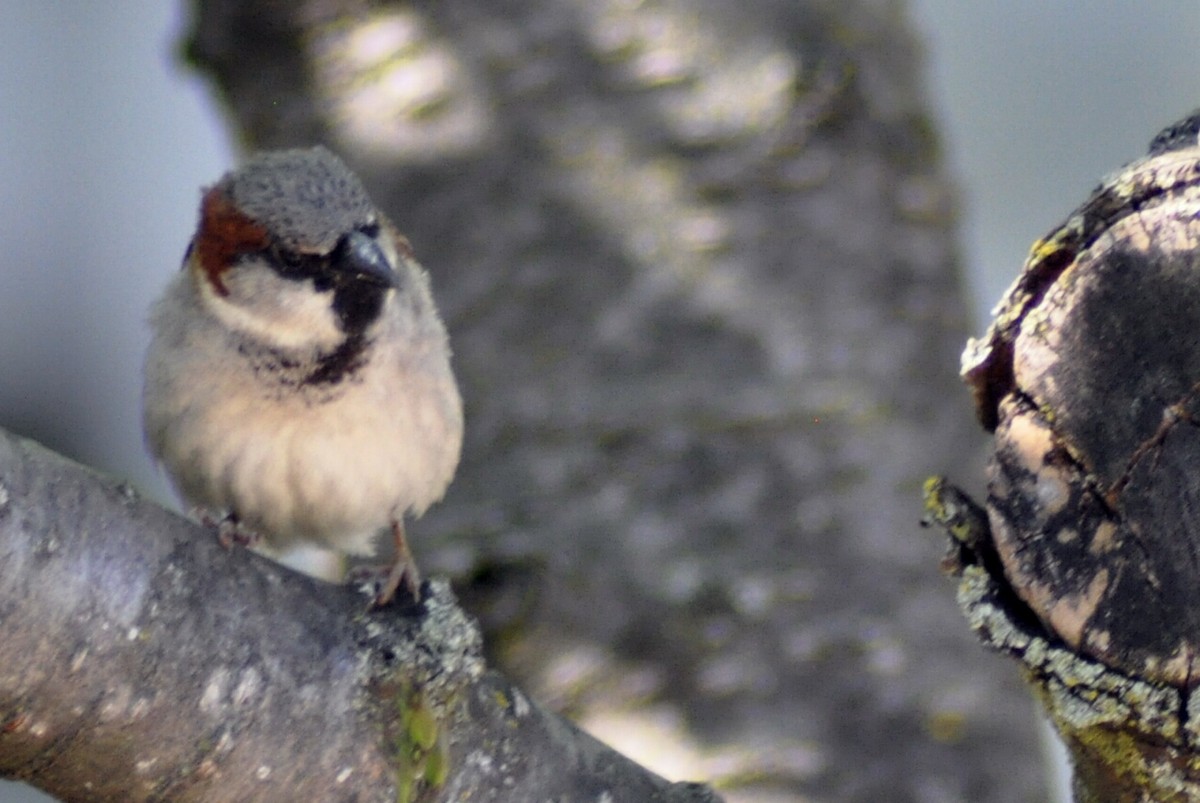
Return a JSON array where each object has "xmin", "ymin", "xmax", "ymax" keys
[{"xmin": 218, "ymin": 146, "xmax": 376, "ymax": 253}]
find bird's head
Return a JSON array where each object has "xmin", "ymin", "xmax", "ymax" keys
[{"xmin": 187, "ymin": 146, "xmax": 413, "ymax": 354}]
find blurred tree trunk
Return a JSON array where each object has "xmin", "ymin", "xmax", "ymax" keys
[{"xmin": 181, "ymin": 0, "xmax": 1046, "ymax": 800}]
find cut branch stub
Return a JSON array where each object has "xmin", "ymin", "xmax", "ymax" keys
[{"xmin": 962, "ymin": 111, "xmax": 1200, "ymax": 688}]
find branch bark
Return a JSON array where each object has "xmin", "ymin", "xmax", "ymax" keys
[
  {"xmin": 931, "ymin": 109, "xmax": 1200, "ymax": 801},
  {"xmin": 0, "ymin": 429, "xmax": 719, "ymax": 802}
]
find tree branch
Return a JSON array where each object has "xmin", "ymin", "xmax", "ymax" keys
[{"xmin": 0, "ymin": 428, "xmax": 720, "ymax": 802}]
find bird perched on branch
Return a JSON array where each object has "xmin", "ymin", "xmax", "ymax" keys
[{"xmin": 143, "ymin": 147, "xmax": 463, "ymax": 606}]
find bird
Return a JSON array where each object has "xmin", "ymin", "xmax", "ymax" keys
[{"xmin": 142, "ymin": 146, "xmax": 463, "ymax": 606}]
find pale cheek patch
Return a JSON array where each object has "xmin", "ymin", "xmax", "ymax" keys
[{"xmin": 200, "ymin": 261, "xmax": 345, "ymax": 353}]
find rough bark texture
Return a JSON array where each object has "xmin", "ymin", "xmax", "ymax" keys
[
  {"xmin": 176, "ymin": 1, "xmax": 1045, "ymax": 800},
  {"xmin": 937, "ymin": 110, "xmax": 1200, "ymax": 800},
  {"xmin": 0, "ymin": 429, "xmax": 721, "ymax": 802}
]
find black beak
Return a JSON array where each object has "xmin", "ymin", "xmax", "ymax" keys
[{"xmin": 333, "ymin": 230, "xmax": 398, "ymax": 288}]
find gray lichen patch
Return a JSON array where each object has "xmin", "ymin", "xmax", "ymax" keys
[
  {"xmin": 356, "ymin": 579, "xmax": 485, "ymax": 801},
  {"xmin": 359, "ymin": 579, "xmax": 485, "ymax": 691},
  {"xmin": 961, "ymin": 551, "xmax": 1200, "ymax": 799},
  {"xmin": 957, "ymin": 565, "xmax": 1181, "ymax": 742}
]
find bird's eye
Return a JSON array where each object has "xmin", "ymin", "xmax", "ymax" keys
[
  {"xmin": 270, "ymin": 245, "xmax": 314, "ymax": 278},
  {"xmin": 359, "ymin": 221, "xmax": 380, "ymax": 238}
]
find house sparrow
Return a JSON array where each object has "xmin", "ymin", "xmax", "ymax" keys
[{"xmin": 143, "ymin": 146, "xmax": 463, "ymax": 606}]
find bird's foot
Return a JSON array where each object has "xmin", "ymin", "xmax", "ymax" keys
[
  {"xmin": 194, "ymin": 509, "xmax": 262, "ymax": 549},
  {"xmin": 348, "ymin": 520, "xmax": 422, "ymax": 607},
  {"xmin": 347, "ymin": 559, "xmax": 421, "ymax": 607}
]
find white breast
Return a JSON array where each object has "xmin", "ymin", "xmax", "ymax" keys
[{"xmin": 143, "ymin": 273, "xmax": 463, "ymax": 556}]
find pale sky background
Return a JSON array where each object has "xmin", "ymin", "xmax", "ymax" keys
[
  {"xmin": 910, "ymin": 0, "xmax": 1200, "ymax": 313},
  {"xmin": 1, "ymin": 3, "xmax": 1197, "ymax": 801}
]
